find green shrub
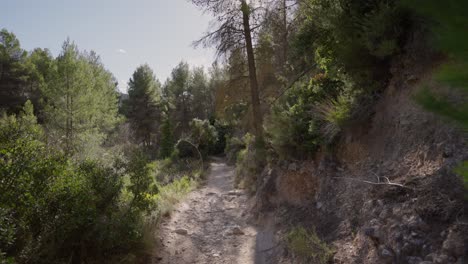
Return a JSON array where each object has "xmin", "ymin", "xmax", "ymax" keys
[
  {"xmin": 0, "ymin": 102, "xmax": 153, "ymax": 263},
  {"xmin": 234, "ymin": 134, "xmax": 261, "ymax": 192},
  {"xmin": 154, "ymin": 176, "xmax": 196, "ymax": 217},
  {"xmin": 188, "ymin": 118, "xmax": 218, "ymax": 157},
  {"xmin": 225, "ymin": 136, "xmax": 245, "ymax": 164},
  {"xmin": 286, "ymin": 227, "xmax": 334, "ymax": 264},
  {"xmin": 313, "ymin": 94, "xmax": 353, "ymax": 142},
  {"xmin": 211, "ymin": 119, "xmax": 232, "ymax": 155},
  {"xmin": 126, "ymin": 150, "xmax": 158, "ymax": 211},
  {"xmin": 265, "ymin": 74, "xmax": 346, "ymax": 158},
  {"xmin": 295, "ymin": 0, "xmax": 408, "ymax": 91},
  {"xmin": 152, "ymin": 157, "xmax": 202, "ymax": 185}
]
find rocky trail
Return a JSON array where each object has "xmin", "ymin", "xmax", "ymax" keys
[{"xmin": 153, "ymin": 158, "xmax": 276, "ymax": 264}]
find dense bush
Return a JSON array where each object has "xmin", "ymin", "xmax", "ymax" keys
[
  {"xmin": 265, "ymin": 74, "xmax": 347, "ymax": 158},
  {"xmin": 188, "ymin": 118, "xmax": 218, "ymax": 157},
  {"xmin": 295, "ymin": 0, "xmax": 409, "ymax": 90},
  {"xmin": 210, "ymin": 119, "xmax": 232, "ymax": 155},
  {"xmin": 0, "ymin": 102, "xmax": 156, "ymax": 263},
  {"xmin": 225, "ymin": 136, "xmax": 245, "ymax": 165},
  {"xmin": 234, "ymin": 134, "xmax": 262, "ymax": 193}
]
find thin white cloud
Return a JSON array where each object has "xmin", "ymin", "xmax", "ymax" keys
[{"xmin": 116, "ymin": 48, "xmax": 127, "ymax": 54}]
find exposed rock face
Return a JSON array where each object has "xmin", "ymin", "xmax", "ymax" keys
[{"xmin": 255, "ymin": 35, "xmax": 468, "ymax": 264}]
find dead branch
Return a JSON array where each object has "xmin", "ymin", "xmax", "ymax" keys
[{"xmin": 332, "ymin": 176, "xmax": 412, "ymax": 190}]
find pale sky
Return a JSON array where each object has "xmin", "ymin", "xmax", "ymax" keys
[{"xmin": 1, "ymin": 0, "xmax": 215, "ymax": 92}]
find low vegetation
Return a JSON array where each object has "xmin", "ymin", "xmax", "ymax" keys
[{"xmin": 285, "ymin": 227, "xmax": 334, "ymax": 264}]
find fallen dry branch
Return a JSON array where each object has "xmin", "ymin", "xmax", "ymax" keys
[{"xmin": 333, "ymin": 176, "xmax": 413, "ymax": 190}]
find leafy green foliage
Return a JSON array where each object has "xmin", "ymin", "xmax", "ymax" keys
[
  {"xmin": 402, "ymin": 0, "xmax": 468, "ymax": 128},
  {"xmin": 126, "ymin": 150, "xmax": 158, "ymax": 211},
  {"xmin": 0, "ymin": 102, "xmax": 152, "ymax": 263},
  {"xmin": 188, "ymin": 118, "xmax": 218, "ymax": 157},
  {"xmin": 234, "ymin": 133, "xmax": 263, "ymax": 192},
  {"xmin": 414, "ymin": 88, "xmax": 468, "ymax": 129},
  {"xmin": 211, "ymin": 119, "xmax": 232, "ymax": 155},
  {"xmin": 266, "ymin": 74, "xmax": 346, "ymax": 158},
  {"xmin": 225, "ymin": 136, "xmax": 245, "ymax": 164},
  {"xmin": 295, "ymin": 0, "xmax": 408, "ymax": 90},
  {"xmin": 0, "ymin": 29, "xmax": 31, "ymax": 114},
  {"xmin": 313, "ymin": 94, "xmax": 353, "ymax": 142},
  {"xmin": 286, "ymin": 227, "xmax": 333, "ymax": 264}
]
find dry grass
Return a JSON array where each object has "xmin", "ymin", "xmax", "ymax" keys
[{"xmin": 286, "ymin": 226, "xmax": 334, "ymax": 264}]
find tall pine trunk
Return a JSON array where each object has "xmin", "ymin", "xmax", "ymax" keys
[{"xmin": 241, "ymin": 0, "xmax": 263, "ymax": 140}]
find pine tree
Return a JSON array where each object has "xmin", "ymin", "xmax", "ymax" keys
[
  {"xmin": 42, "ymin": 39, "xmax": 120, "ymax": 156},
  {"xmin": 0, "ymin": 29, "xmax": 30, "ymax": 113},
  {"xmin": 127, "ymin": 64, "xmax": 162, "ymax": 148},
  {"xmin": 164, "ymin": 62, "xmax": 192, "ymax": 136}
]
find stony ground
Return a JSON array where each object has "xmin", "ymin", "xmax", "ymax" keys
[{"xmin": 152, "ymin": 158, "xmax": 276, "ymax": 264}]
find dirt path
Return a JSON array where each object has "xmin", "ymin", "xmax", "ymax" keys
[{"xmin": 153, "ymin": 158, "xmax": 276, "ymax": 264}]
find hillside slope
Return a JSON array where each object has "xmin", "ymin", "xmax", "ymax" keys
[{"xmin": 256, "ymin": 35, "xmax": 467, "ymax": 264}]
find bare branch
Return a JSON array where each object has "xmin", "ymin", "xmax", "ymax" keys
[{"xmin": 332, "ymin": 177, "xmax": 412, "ymax": 190}]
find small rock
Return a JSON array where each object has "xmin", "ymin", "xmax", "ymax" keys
[
  {"xmin": 174, "ymin": 228, "xmax": 188, "ymax": 235},
  {"xmin": 406, "ymin": 256, "xmax": 423, "ymax": 264},
  {"xmin": 376, "ymin": 199, "xmax": 384, "ymax": 207},
  {"xmin": 379, "ymin": 246, "xmax": 395, "ymax": 264},
  {"xmin": 442, "ymin": 146, "xmax": 452, "ymax": 158},
  {"xmin": 288, "ymin": 163, "xmax": 298, "ymax": 171},
  {"xmin": 227, "ymin": 190, "xmax": 242, "ymax": 196},
  {"xmin": 419, "ymin": 262, "xmax": 433, "ymax": 264},
  {"xmin": 379, "ymin": 208, "xmax": 391, "ymax": 219},
  {"xmin": 230, "ymin": 226, "xmax": 245, "ymax": 235},
  {"xmin": 213, "ymin": 253, "xmax": 220, "ymax": 257},
  {"xmin": 433, "ymin": 254, "xmax": 449, "ymax": 264},
  {"xmin": 406, "ymin": 74, "xmax": 418, "ymax": 82},
  {"xmin": 421, "ymin": 243, "xmax": 432, "ymax": 257},
  {"xmin": 425, "ymin": 253, "xmax": 435, "ymax": 261},
  {"xmin": 394, "ymin": 231, "xmax": 403, "ymax": 242},
  {"xmin": 316, "ymin": 202, "xmax": 323, "ymax": 210},
  {"xmin": 442, "ymin": 229, "xmax": 465, "ymax": 257},
  {"xmin": 364, "ymin": 225, "xmax": 383, "ymax": 244},
  {"xmin": 406, "ymin": 215, "xmax": 429, "ymax": 231},
  {"xmin": 225, "ymin": 196, "xmax": 235, "ymax": 202},
  {"xmin": 369, "ymin": 218, "xmax": 380, "ymax": 226}
]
